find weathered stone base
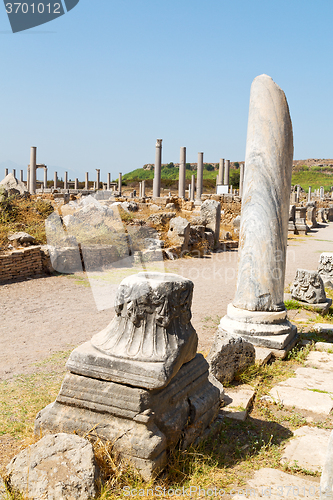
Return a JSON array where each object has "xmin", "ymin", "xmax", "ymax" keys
[
  {"xmin": 35, "ymin": 354, "xmax": 220, "ymax": 480},
  {"xmin": 219, "ymin": 304, "xmax": 298, "ymax": 351}
]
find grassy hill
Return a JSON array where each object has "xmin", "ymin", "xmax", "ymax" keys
[
  {"xmin": 123, "ymin": 162, "xmax": 333, "ymax": 193},
  {"xmin": 291, "ymin": 165, "xmax": 333, "ymax": 192}
]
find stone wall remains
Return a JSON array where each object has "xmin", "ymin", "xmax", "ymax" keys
[{"xmin": 0, "ymin": 246, "xmax": 43, "ymax": 283}]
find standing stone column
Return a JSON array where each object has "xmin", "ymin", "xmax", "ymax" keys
[
  {"xmin": 308, "ymin": 186, "xmax": 312, "ymax": 202},
  {"xmin": 43, "ymin": 168, "xmax": 47, "ymax": 190},
  {"xmin": 74, "ymin": 178, "xmax": 78, "ymax": 190},
  {"xmin": 27, "ymin": 167, "xmax": 30, "ymax": 190},
  {"xmin": 217, "ymin": 74, "xmax": 296, "ymax": 352},
  {"xmin": 239, "ymin": 163, "xmax": 245, "ymax": 197},
  {"xmin": 178, "ymin": 147, "xmax": 186, "ymax": 198},
  {"xmin": 320, "ymin": 186, "xmax": 324, "ymax": 199},
  {"xmin": 29, "ymin": 146, "xmax": 37, "ymax": 194},
  {"xmin": 141, "ymin": 180, "xmax": 146, "ymax": 198},
  {"xmin": 118, "ymin": 173, "xmax": 122, "ymax": 195},
  {"xmin": 54, "ymin": 172, "xmax": 57, "ymax": 189},
  {"xmin": 153, "ymin": 139, "xmax": 162, "ymax": 198},
  {"xmin": 85, "ymin": 172, "xmax": 89, "ymax": 190},
  {"xmin": 218, "ymin": 159, "xmax": 224, "ymax": 185},
  {"xmin": 107, "ymin": 173, "xmax": 111, "ymax": 191},
  {"xmin": 224, "ymin": 160, "xmax": 230, "ymax": 185},
  {"xmin": 5, "ymin": 168, "xmax": 8, "ymax": 177},
  {"xmin": 190, "ymin": 174, "xmax": 195, "ymax": 202},
  {"xmin": 296, "ymin": 185, "xmax": 300, "ymax": 203},
  {"xmin": 20, "ymin": 170, "xmax": 23, "ymax": 182},
  {"xmin": 64, "ymin": 172, "xmax": 68, "ymax": 190},
  {"xmin": 196, "ymin": 152, "xmax": 203, "ymax": 201},
  {"xmin": 96, "ymin": 169, "xmax": 100, "ymax": 191},
  {"xmin": 12, "ymin": 169, "xmax": 16, "ymax": 179}
]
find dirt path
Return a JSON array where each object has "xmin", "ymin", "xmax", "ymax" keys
[{"xmin": 1, "ymin": 223, "xmax": 333, "ymax": 381}]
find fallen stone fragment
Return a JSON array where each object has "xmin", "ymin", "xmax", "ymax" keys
[
  {"xmin": 281, "ymin": 426, "xmax": 331, "ymax": 473},
  {"xmin": 269, "ymin": 384, "xmax": 333, "ymax": 416},
  {"xmin": 314, "ymin": 324, "xmax": 333, "ymax": 334},
  {"xmin": 207, "ymin": 334, "xmax": 255, "ymax": 384},
  {"xmin": 8, "ymin": 232, "xmax": 36, "ymax": 247},
  {"xmin": 254, "ymin": 346, "xmax": 272, "ymax": 365},
  {"xmin": 221, "ymin": 385, "xmax": 255, "ymax": 421},
  {"xmin": 6, "ymin": 433, "xmax": 98, "ymax": 500}
]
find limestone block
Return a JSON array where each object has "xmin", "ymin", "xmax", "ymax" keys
[
  {"xmin": 167, "ymin": 216, "xmax": 190, "ymax": 251},
  {"xmin": 6, "ymin": 434, "xmax": 98, "ymax": 500},
  {"xmin": 290, "ymin": 269, "xmax": 326, "ymax": 304},
  {"xmin": 66, "ymin": 272, "xmax": 198, "ymax": 389},
  {"xmin": 200, "ymin": 199, "xmax": 221, "ymax": 248},
  {"xmin": 318, "ymin": 208, "xmax": 328, "ymax": 223},
  {"xmin": 35, "ymin": 355, "xmax": 219, "ymax": 481},
  {"xmin": 207, "ymin": 334, "xmax": 255, "ymax": 384},
  {"xmin": 295, "ymin": 206, "xmax": 309, "ymax": 234},
  {"xmin": 8, "ymin": 232, "xmax": 36, "ymax": 247},
  {"xmin": 232, "ymin": 468, "xmax": 319, "ymax": 499},
  {"xmin": 147, "ymin": 212, "xmax": 176, "ymax": 228},
  {"xmin": 281, "ymin": 426, "xmax": 331, "ymax": 473},
  {"xmin": 121, "ymin": 201, "xmax": 138, "ymax": 212},
  {"xmin": 288, "ymin": 205, "xmax": 296, "ymax": 233},
  {"xmin": 0, "ymin": 173, "xmax": 27, "ymax": 195},
  {"xmin": 318, "ymin": 252, "xmax": 333, "ymax": 287},
  {"xmin": 221, "ymin": 385, "xmax": 255, "ymax": 421}
]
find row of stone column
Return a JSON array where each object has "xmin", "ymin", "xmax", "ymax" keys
[{"xmin": 153, "ymin": 140, "xmax": 242, "ymax": 200}]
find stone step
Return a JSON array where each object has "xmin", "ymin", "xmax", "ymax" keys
[
  {"xmin": 281, "ymin": 426, "xmax": 331, "ymax": 473},
  {"xmin": 232, "ymin": 468, "xmax": 319, "ymax": 499},
  {"xmin": 221, "ymin": 385, "xmax": 255, "ymax": 421}
]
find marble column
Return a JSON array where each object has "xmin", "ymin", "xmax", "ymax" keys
[
  {"xmin": 296, "ymin": 185, "xmax": 300, "ymax": 203},
  {"xmin": 190, "ymin": 174, "xmax": 195, "ymax": 202},
  {"xmin": 141, "ymin": 179, "xmax": 146, "ymax": 198},
  {"xmin": 178, "ymin": 147, "xmax": 186, "ymax": 198},
  {"xmin": 29, "ymin": 146, "xmax": 37, "ymax": 194},
  {"xmin": 44, "ymin": 168, "xmax": 47, "ymax": 190},
  {"xmin": 5, "ymin": 168, "xmax": 8, "ymax": 177},
  {"xmin": 218, "ymin": 158, "xmax": 224, "ymax": 185},
  {"xmin": 308, "ymin": 186, "xmax": 312, "ymax": 202},
  {"xmin": 320, "ymin": 186, "xmax": 324, "ymax": 199},
  {"xmin": 20, "ymin": 170, "xmax": 23, "ymax": 182},
  {"xmin": 54, "ymin": 172, "xmax": 57, "ymax": 189},
  {"xmin": 74, "ymin": 178, "xmax": 78, "ymax": 190},
  {"xmin": 153, "ymin": 139, "xmax": 162, "ymax": 198},
  {"xmin": 96, "ymin": 169, "xmax": 100, "ymax": 191},
  {"xmin": 239, "ymin": 163, "xmax": 245, "ymax": 197},
  {"xmin": 217, "ymin": 74, "xmax": 296, "ymax": 351},
  {"xmin": 12, "ymin": 169, "xmax": 16, "ymax": 179},
  {"xmin": 85, "ymin": 172, "xmax": 89, "ymax": 190},
  {"xmin": 196, "ymin": 152, "xmax": 203, "ymax": 201},
  {"xmin": 107, "ymin": 173, "xmax": 111, "ymax": 191},
  {"xmin": 64, "ymin": 171, "xmax": 68, "ymax": 190},
  {"xmin": 118, "ymin": 173, "xmax": 122, "ymax": 195},
  {"xmin": 224, "ymin": 160, "xmax": 230, "ymax": 185}
]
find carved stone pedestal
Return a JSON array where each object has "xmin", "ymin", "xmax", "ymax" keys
[
  {"xmin": 35, "ymin": 273, "xmax": 220, "ymax": 480},
  {"xmin": 295, "ymin": 207, "xmax": 309, "ymax": 234}
]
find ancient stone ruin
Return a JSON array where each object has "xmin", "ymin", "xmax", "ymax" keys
[
  {"xmin": 318, "ymin": 252, "xmax": 333, "ymax": 288},
  {"xmin": 290, "ymin": 268, "xmax": 331, "ymax": 313},
  {"xmin": 217, "ymin": 74, "xmax": 297, "ymax": 353},
  {"xmin": 35, "ymin": 272, "xmax": 220, "ymax": 480}
]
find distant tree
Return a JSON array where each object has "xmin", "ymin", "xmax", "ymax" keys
[
  {"xmin": 234, "ymin": 162, "xmax": 239, "ymax": 168},
  {"xmin": 230, "ymin": 169, "xmax": 240, "ymax": 188},
  {"xmin": 204, "ymin": 164, "xmax": 214, "ymax": 171},
  {"xmin": 165, "ymin": 162, "xmax": 174, "ymax": 169},
  {"xmin": 186, "ymin": 163, "xmax": 192, "ymax": 170}
]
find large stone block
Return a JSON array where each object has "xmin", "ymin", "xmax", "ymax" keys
[
  {"xmin": 318, "ymin": 252, "xmax": 333, "ymax": 287},
  {"xmin": 200, "ymin": 199, "xmax": 221, "ymax": 248},
  {"xmin": 208, "ymin": 334, "xmax": 255, "ymax": 384},
  {"xmin": 291, "ymin": 269, "xmax": 326, "ymax": 304},
  {"xmin": 167, "ymin": 216, "xmax": 190, "ymax": 251},
  {"xmin": 6, "ymin": 434, "xmax": 98, "ymax": 500}
]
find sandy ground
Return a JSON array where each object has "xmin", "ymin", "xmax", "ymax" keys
[{"xmin": 1, "ymin": 223, "xmax": 333, "ymax": 381}]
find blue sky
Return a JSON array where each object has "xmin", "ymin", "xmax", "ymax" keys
[{"xmin": 0, "ymin": 0, "xmax": 332, "ymax": 182}]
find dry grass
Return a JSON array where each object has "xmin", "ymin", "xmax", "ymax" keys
[{"xmin": 1, "ymin": 338, "xmax": 330, "ymax": 499}]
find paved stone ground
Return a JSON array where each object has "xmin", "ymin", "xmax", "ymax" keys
[
  {"xmin": 1, "ymin": 222, "xmax": 333, "ymax": 381},
  {"xmin": 229, "ymin": 348, "xmax": 333, "ymax": 498}
]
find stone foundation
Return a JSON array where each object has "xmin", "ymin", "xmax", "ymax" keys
[{"xmin": 0, "ymin": 246, "xmax": 43, "ymax": 283}]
